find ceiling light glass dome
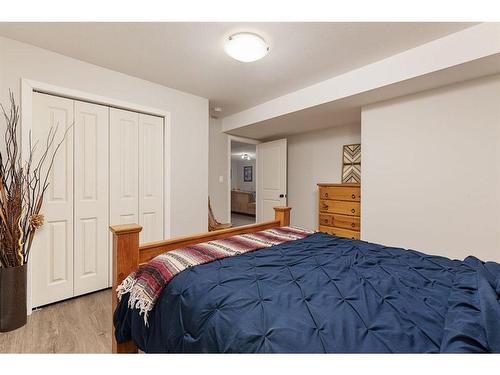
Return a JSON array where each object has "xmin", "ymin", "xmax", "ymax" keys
[{"xmin": 224, "ymin": 32, "xmax": 269, "ymax": 63}]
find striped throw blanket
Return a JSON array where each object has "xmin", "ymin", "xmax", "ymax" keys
[{"xmin": 117, "ymin": 226, "xmax": 314, "ymax": 324}]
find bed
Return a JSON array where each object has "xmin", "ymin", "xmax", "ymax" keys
[{"xmin": 111, "ymin": 207, "xmax": 500, "ymax": 353}]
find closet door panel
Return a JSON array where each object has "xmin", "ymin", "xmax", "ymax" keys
[
  {"xmin": 31, "ymin": 93, "xmax": 74, "ymax": 307},
  {"xmin": 109, "ymin": 109, "xmax": 139, "ymax": 285},
  {"xmin": 109, "ymin": 108, "xmax": 139, "ymax": 224},
  {"xmin": 74, "ymin": 101, "xmax": 109, "ymax": 296},
  {"xmin": 139, "ymin": 114, "xmax": 164, "ymax": 243}
]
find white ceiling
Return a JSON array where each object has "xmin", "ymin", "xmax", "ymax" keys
[{"xmin": 0, "ymin": 22, "xmax": 475, "ymax": 117}]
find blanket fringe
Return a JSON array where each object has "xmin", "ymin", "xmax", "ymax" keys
[
  {"xmin": 127, "ymin": 288, "xmax": 154, "ymax": 326},
  {"xmin": 116, "ymin": 273, "xmax": 136, "ymax": 301},
  {"xmin": 115, "ymin": 272, "xmax": 153, "ymax": 325}
]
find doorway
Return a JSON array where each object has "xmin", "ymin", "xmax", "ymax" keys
[{"xmin": 229, "ymin": 138, "xmax": 258, "ymax": 227}]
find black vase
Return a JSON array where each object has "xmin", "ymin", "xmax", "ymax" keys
[{"xmin": 0, "ymin": 264, "xmax": 27, "ymax": 332}]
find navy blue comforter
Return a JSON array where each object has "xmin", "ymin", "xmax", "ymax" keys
[{"xmin": 114, "ymin": 233, "xmax": 500, "ymax": 353}]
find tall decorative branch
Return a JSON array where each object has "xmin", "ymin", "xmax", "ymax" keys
[{"xmin": 0, "ymin": 91, "xmax": 71, "ymax": 268}]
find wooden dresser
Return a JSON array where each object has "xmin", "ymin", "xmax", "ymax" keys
[{"xmin": 318, "ymin": 183, "xmax": 361, "ymax": 240}]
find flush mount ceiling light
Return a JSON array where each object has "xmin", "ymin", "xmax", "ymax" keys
[{"xmin": 224, "ymin": 32, "xmax": 269, "ymax": 62}]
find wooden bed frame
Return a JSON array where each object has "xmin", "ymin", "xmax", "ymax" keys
[{"xmin": 109, "ymin": 206, "xmax": 292, "ymax": 353}]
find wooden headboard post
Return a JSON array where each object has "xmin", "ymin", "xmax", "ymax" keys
[
  {"xmin": 274, "ymin": 206, "xmax": 291, "ymax": 226},
  {"xmin": 110, "ymin": 224, "xmax": 142, "ymax": 354}
]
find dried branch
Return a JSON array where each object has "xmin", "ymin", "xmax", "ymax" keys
[{"xmin": 0, "ymin": 90, "xmax": 71, "ymax": 267}]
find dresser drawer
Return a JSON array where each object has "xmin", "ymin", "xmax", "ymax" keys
[
  {"xmin": 319, "ymin": 186, "xmax": 360, "ymax": 202},
  {"xmin": 319, "ymin": 199, "xmax": 360, "ymax": 216},
  {"xmin": 319, "ymin": 225, "xmax": 360, "ymax": 240},
  {"xmin": 319, "ymin": 213, "xmax": 360, "ymax": 230}
]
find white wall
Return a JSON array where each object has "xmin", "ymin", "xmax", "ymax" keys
[
  {"xmin": 231, "ymin": 157, "xmax": 256, "ymax": 192},
  {"xmin": 0, "ymin": 35, "xmax": 209, "ymax": 237},
  {"xmin": 287, "ymin": 123, "xmax": 361, "ymax": 229},
  {"xmin": 208, "ymin": 117, "xmax": 229, "ymax": 223},
  {"xmin": 362, "ymin": 74, "xmax": 500, "ymax": 262}
]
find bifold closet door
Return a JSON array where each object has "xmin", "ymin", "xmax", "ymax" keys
[
  {"xmin": 109, "ymin": 108, "xmax": 139, "ymax": 226},
  {"xmin": 139, "ymin": 114, "xmax": 164, "ymax": 243},
  {"xmin": 109, "ymin": 108, "xmax": 139, "ymax": 286},
  {"xmin": 32, "ymin": 93, "xmax": 74, "ymax": 307},
  {"xmin": 109, "ymin": 110, "xmax": 164, "ymax": 242},
  {"xmin": 73, "ymin": 101, "xmax": 109, "ymax": 296}
]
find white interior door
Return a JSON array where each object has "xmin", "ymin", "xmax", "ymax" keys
[
  {"xmin": 109, "ymin": 108, "xmax": 139, "ymax": 285},
  {"xmin": 256, "ymin": 139, "xmax": 287, "ymax": 223},
  {"xmin": 31, "ymin": 93, "xmax": 74, "ymax": 307},
  {"xmin": 109, "ymin": 108, "xmax": 139, "ymax": 226},
  {"xmin": 139, "ymin": 114, "xmax": 164, "ymax": 243},
  {"xmin": 73, "ymin": 101, "xmax": 109, "ymax": 296}
]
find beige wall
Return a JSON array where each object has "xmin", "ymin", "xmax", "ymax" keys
[
  {"xmin": 287, "ymin": 123, "xmax": 361, "ymax": 229},
  {"xmin": 0, "ymin": 36, "xmax": 209, "ymax": 237},
  {"xmin": 208, "ymin": 117, "xmax": 229, "ymax": 223},
  {"xmin": 362, "ymin": 74, "xmax": 500, "ymax": 262}
]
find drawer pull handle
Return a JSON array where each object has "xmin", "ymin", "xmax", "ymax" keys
[
  {"xmin": 324, "ymin": 192, "xmax": 328, "ymax": 198},
  {"xmin": 323, "ymin": 204, "xmax": 328, "ymax": 210},
  {"xmin": 351, "ymin": 194, "xmax": 356, "ymax": 199},
  {"xmin": 351, "ymin": 209, "xmax": 355, "ymax": 214},
  {"xmin": 351, "ymin": 223, "xmax": 355, "ymax": 228}
]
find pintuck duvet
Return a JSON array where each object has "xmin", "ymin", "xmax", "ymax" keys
[{"xmin": 114, "ymin": 232, "xmax": 500, "ymax": 353}]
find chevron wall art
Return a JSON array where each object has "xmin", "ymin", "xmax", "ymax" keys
[{"xmin": 341, "ymin": 143, "xmax": 361, "ymax": 183}]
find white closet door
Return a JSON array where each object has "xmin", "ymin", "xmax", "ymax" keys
[
  {"xmin": 32, "ymin": 93, "xmax": 74, "ymax": 307},
  {"xmin": 73, "ymin": 101, "xmax": 109, "ymax": 296},
  {"xmin": 109, "ymin": 108, "xmax": 139, "ymax": 225},
  {"xmin": 139, "ymin": 114, "xmax": 164, "ymax": 243},
  {"xmin": 109, "ymin": 108, "xmax": 139, "ymax": 286}
]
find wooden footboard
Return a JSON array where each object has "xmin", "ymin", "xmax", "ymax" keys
[{"xmin": 110, "ymin": 206, "xmax": 292, "ymax": 353}]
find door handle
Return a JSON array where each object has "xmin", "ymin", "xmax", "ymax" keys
[{"xmin": 279, "ymin": 194, "xmax": 285, "ymax": 198}]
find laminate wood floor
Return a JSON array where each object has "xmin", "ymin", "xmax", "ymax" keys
[{"xmin": 0, "ymin": 289, "xmax": 111, "ymax": 353}]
